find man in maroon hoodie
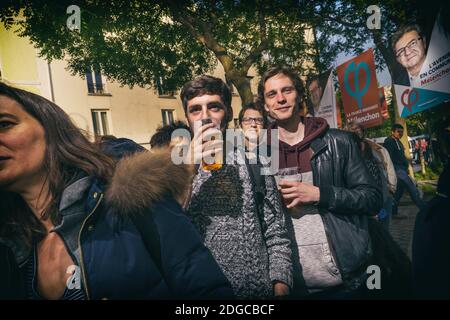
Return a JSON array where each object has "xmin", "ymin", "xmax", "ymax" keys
[{"xmin": 258, "ymin": 66, "xmax": 382, "ymax": 299}]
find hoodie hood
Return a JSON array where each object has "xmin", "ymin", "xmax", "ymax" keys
[
  {"xmin": 105, "ymin": 148, "xmax": 193, "ymax": 215},
  {"xmin": 277, "ymin": 117, "xmax": 328, "ymax": 150},
  {"xmin": 269, "ymin": 117, "xmax": 329, "ymax": 171}
]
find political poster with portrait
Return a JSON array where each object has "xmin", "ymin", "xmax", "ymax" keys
[
  {"xmin": 392, "ymin": 14, "xmax": 450, "ymax": 117},
  {"xmin": 337, "ymin": 48, "xmax": 383, "ymax": 128},
  {"xmin": 306, "ymin": 69, "xmax": 338, "ymax": 128}
]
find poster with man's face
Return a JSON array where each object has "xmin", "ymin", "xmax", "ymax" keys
[
  {"xmin": 392, "ymin": 13, "xmax": 450, "ymax": 117},
  {"xmin": 306, "ymin": 73, "xmax": 326, "ymax": 116},
  {"xmin": 306, "ymin": 69, "xmax": 338, "ymax": 128}
]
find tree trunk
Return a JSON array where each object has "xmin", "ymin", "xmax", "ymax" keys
[
  {"xmin": 225, "ymin": 72, "xmax": 254, "ymax": 107},
  {"xmin": 233, "ymin": 77, "xmax": 254, "ymax": 107},
  {"xmin": 420, "ymin": 148, "xmax": 426, "ymax": 175}
]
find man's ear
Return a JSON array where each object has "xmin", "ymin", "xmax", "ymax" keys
[
  {"xmin": 224, "ymin": 106, "xmax": 233, "ymax": 125},
  {"xmin": 422, "ymin": 37, "xmax": 427, "ymax": 50},
  {"xmin": 264, "ymin": 103, "xmax": 270, "ymax": 113}
]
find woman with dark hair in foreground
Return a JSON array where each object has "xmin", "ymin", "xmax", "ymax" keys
[{"xmin": 0, "ymin": 82, "xmax": 233, "ymax": 300}]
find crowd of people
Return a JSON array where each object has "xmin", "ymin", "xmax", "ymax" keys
[
  {"xmin": 0, "ymin": 66, "xmax": 449, "ymax": 300},
  {"xmin": 411, "ymin": 138, "xmax": 432, "ymax": 164}
]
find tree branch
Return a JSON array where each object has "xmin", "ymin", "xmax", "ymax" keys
[
  {"xmin": 242, "ymin": 1, "xmax": 268, "ymax": 72},
  {"xmin": 317, "ymin": 13, "xmax": 360, "ymax": 28},
  {"xmin": 207, "ymin": 0, "xmax": 218, "ymax": 22},
  {"xmin": 258, "ymin": 1, "xmax": 267, "ymax": 40},
  {"xmin": 370, "ymin": 29, "xmax": 396, "ymax": 74},
  {"xmin": 166, "ymin": 1, "xmax": 234, "ymax": 72}
]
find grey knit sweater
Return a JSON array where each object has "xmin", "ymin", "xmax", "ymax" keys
[{"xmin": 186, "ymin": 156, "xmax": 293, "ymax": 299}]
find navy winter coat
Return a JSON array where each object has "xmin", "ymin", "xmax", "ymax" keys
[{"xmin": 1, "ymin": 149, "xmax": 233, "ymax": 299}]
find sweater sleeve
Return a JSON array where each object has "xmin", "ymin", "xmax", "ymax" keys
[{"xmin": 262, "ymin": 175, "xmax": 293, "ymax": 289}]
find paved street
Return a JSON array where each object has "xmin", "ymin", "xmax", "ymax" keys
[
  {"xmin": 388, "ymin": 163, "xmax": 434, "ymax": 258},
  {"xmin": 389, "ymin": 193, "xmax": 434, "ymax": 259}
]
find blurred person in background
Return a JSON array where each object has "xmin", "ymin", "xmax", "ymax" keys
[
  {"xmin": 347, "ymin": 121, "xmax": 397, "ymax": 230},
  {"xmin": 384, "ymin": 124, "xmax": 425, "ymax": 219},
  {"xmin": 412, "ymin": 119, "xmax": 450, "ymax": 299}
]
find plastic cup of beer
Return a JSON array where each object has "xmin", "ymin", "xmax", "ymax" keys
[
  {"xmin": 194, "ymin": 118, "xmax": 223, "ymax": 171},
  {"xmin": 274, "ymin": 167, "xmax": 302, "ymax": 207}
]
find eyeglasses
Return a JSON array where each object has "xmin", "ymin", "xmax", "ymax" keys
[
  {"xmin": 395, "ymin": 37, "xmax": 422, "ymax": 58},
  {"xmin": 242, "ymin": 117, "xmax": 264, "ymax": 125}
]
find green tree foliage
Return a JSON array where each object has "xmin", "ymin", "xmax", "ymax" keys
[{"xmin": 0, "ymin": 0, "xmax": 316, "ymax": 105}]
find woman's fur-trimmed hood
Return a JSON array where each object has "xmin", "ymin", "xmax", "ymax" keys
[{"xmin": 105, "ymin": 148, "xmax": 193, "ymax": 215}]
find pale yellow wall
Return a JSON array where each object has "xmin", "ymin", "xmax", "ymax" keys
[
  {"xmin": 0, "ymin": 24, "xmax": 39, "ymax": 82},
  {"xmin": 107, "ymin": 82, "xmax": 185, "ymax": 146},
  {"xmin": 0, "ymin": 23, "xmax": 42, "ymax": 97},
  {"xmin": 49, "ymin": 58, "xmax": 189, "ymax": 146},
  {"xmin": 49, "ymin": 59, "xmax": 96, "ymax": 133}
]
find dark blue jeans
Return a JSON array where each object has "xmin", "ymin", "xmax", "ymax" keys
[{"xmin": 393, "ymin": 168, "xmax": 425, "ymax": 215}]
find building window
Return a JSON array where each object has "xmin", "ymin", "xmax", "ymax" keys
[
  {"xmin": 161, "ymin": 109, "xmax": 174, "ymax": 126},
  {"xmin": 86, "ymin": 68, "xmax": 107, "ymax": 94},
  {"xmin": 156, "ymin": 77, "xmax": 174, "ymax": 96},
  {"xmin": 91, "ymin": 109, "xmax": 111, "ymax": 136}
]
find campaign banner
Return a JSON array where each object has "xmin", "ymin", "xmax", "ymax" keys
[
  {"xmin": 306, "ymin": 69, "xmax": 338, "ymax": 128},
  {"xmin": 392, "ymin": 14, "xmax": 450, "ymax": 117},
  {"xmin": 337, "ymin": 48, "xmax": 382, "ymax": 128}
]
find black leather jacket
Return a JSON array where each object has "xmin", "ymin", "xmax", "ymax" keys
[{"xmin": 311, "ymin": 129, "xmax": 382, "ymax": 285}]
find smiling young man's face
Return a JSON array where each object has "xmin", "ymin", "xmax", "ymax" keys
[{"xmin": 263, "ymin": 73, "xmax": 298, "ymax": 122}]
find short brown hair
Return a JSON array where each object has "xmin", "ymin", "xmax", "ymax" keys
[
  {"xmin": 180, "ymin": 75, "xmax": 233, "ymax": 124},
  {"xmin": 150, "ymin": 121, "xmax": 190, "ymax": 148}
]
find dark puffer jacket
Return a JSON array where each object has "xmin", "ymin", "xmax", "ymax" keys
[
  {"xmin": 1, "ymin": 149, "xmax": 233, "ymax": 299},
  {"xmin": 0, "ymin": 243, "xmax": 22, "ymax": 299}
]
